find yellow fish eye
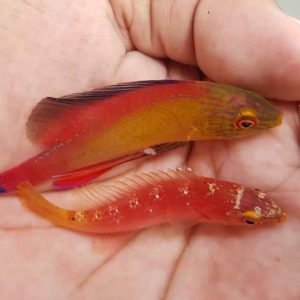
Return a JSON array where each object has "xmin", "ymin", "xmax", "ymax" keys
[
  {"xmin": 241, "ymin": 210, "xmax": 261, "ymax": 225},
  {"xmin": 234, "ymin": 108, "xmax": 259, "ymax": 129}
]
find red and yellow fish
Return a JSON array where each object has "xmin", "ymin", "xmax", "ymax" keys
[
  {"xmin": 17, "ymin": 169, "xmax": 287, "ymax": 233},
  {"xmin": 0, "ymin": 80, "xmax": 282, "ymax": 193}
]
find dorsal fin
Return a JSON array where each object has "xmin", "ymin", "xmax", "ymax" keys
[
  {"xmin": 26, "ymin": 80, "xmax": 181, "ymax": 146},
  {"xmin": 57, "ymin": 80, "xmax": 180, "ymax": 104},
  {"xmin": 74, "ymin": 168, "xmax": 196, "ymax": 209}
]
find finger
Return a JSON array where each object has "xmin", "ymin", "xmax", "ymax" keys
[
  {"xmin": 194, "ymin": 0, "xmax": 300, "ymax": 100},
  {"xmin": 111, "ymin": 0, "xmax": 300, "ymax": 100},
  {"xmin": 111, "ymin": 0, "xmax": 200, "ymax": 64}
]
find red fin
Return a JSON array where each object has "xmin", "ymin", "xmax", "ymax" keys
[
  {"xmin": 52, "ymin": 152, "xmax": 146, "ymax": 189},
  {"xmin": 52, "ymin": 142, "xmax": 188, "ymax": 189}
]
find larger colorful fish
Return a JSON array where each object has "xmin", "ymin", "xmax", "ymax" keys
[
  {"xmin": 17, "ymin": 169, "xmax": 287, "ymax": 233},
  {"xmin": 0, "ymin": 80, "xmax": 282, "ymax": 193}
]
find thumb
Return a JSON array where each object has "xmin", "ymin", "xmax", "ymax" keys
[
  {"xmin": 194, "ymin": 0, "xmax": 300, "ymax": 100},
  {"xmin": 112, "ymin": 0, "xmax": 300, "ymax": 100}
]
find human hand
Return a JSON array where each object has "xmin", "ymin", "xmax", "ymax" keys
[{"xmin": 0, "ymin": 1, "xmax": 299, "ymax": 299}]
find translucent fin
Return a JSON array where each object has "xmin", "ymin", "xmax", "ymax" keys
[
  {"xmin": 52, "ymin": 142, "xmax": 188, "ymax": 189},
  {"xmin": 52, "ymin": 152, "xmax": 146, "ymax": 189},
  {"xmin": 26, "ymin": 80, "xmax": 181, "ymax": 146}
]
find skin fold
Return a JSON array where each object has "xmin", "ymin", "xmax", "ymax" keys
[{"xmin": 0, "ymin": 1, "xmax": 299, "ymax": 300}]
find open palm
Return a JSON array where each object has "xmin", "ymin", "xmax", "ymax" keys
[{"xmin": 0, "ymin": 1, "xmax": 299, "ymax": 299}]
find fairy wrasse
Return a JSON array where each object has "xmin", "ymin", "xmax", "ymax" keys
[
  {"xmin": 16, "ymin": 169, "xmax": 286, "ymax": 233},
  {"xmin": 0, "ymin": 80, "xmax": 282, "ymax": 193}
]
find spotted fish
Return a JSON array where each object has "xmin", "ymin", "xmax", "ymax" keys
[{"xmin": 17, "ymin": 169, "xmax": 286, "ymax": 233}]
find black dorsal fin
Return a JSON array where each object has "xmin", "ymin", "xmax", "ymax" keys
[{"xmin": 54, "ymin": 80, "xmax": 181, "ymax": 104}]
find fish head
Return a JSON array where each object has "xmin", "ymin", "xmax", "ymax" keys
[
  {"xmin": 193, "ymin": 84, "xmax": 283, "ymax": 139},
  {"xmin": 224, "ymin": 187, "xmax": 287, "ymax": 226}
]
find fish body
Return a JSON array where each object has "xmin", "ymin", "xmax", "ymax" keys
[
  {"xmin": 0, "ymin": 80, "xmax": 282, "ymax": 193},
  {"xmin": 17, "ymin": 169, "xmax": 286, "ymax": 233}
]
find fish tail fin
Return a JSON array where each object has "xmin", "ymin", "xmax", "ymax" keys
[
  {"xmin": 17, "ymin": 181, "xmax": 76, "ymax": 227},
  {"xmin": 0, "ymin": 156, "xmax": 53, "ymax": 194}
]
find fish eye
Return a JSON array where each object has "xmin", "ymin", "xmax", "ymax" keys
[
  {"xmin": 234, "ymin": 108, "xmax": 258, "ymax": 130},
  {"xmin": 241, "ymin": 210, "xmax": 260, "ymax": 225},
  {"xmin": 235, "ymin": 117, "xmax": 258, "ymax": 129},
  {"xmin": 243, "ymin": 218, "xmax": 257, "ymax": 225}
]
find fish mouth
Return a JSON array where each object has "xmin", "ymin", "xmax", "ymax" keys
[
  {"xmin": 262, "ymin": 111, "xmax": 283, "ymax": 129},
  {"xmin": 278, "ymin": 211, "xmax": 287, "ymax": 223},
  {"xmin": 262, "ymin": 210, "xmax": 287, "ymax": 224}
]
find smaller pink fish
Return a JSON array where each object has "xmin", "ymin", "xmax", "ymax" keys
[{"xmin": 17, "ymin": 169, "xmax": 286, "ymax": 233}]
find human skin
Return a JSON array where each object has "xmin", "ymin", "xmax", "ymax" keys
[{"xmin": 0, "ymin": 0, "xmax": 299, "ymax": 299}]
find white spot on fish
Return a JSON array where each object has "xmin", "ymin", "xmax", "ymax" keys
[
  {"xmin": 109, "ymin": 206, "xmax": 120, "ymax": 216},
  {"xmin": 254, "ymin": 206, "xmax": 262, "ymax": 216},
  {"xmin": 186, "ymin": 202, "xmax": 191, "ymax": 207},
  {"xmin": 183, "ymin": 189, "xmax": 189, "ymax": 196},
  {"xmin": 267, "ymin": 207, "xmax": 277, "ymax": 217},
  {"xmin": 207, "ymin": 182, "xmax": 217, "ymax": 195},
  {"xmin": 74, "ymin": 211, "xmax": 85, "ymax": 222},
  {"xmin": 144, "ymin": 148, "xmax": 157, "ymax": 155},
  {"xmin": 176, "ymin": 166, "xmax": 192, "ymax": 172},
  {"xmin": 266, "ymin": 204, "xmax": 282, "ymax": 218},
  {"xmin": 94, "ymin": 209, "xmax": 103, "ymax": 220},
  {"xmin": 150, "ymin": 187, "xmax": 161, "ymax": 200},
  {"xmin": 148, "ymin": 208, "xmax": 153, "ymax": 213},
  {"xmin": 179, "ymin": 184, "xmax": 190, "ymax": 196},
  {"xmin": 129, "ymin": 196, "xmax": 139, "ymax": 209},
  {"xmin": 257, "ymin": 191, "xmax": 267, "ymax": 199},
  {"xmin": 234, "ymin": 187, "xmax": 244, "ymax": 209}
]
